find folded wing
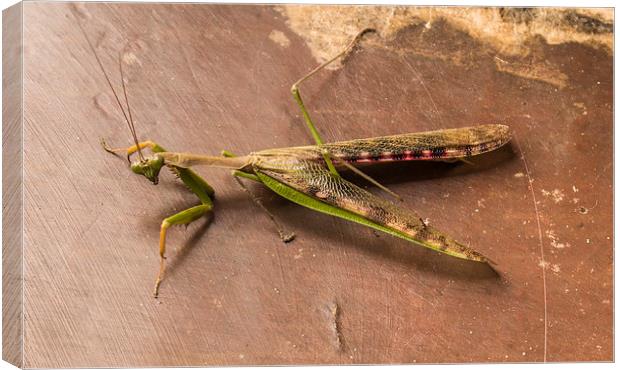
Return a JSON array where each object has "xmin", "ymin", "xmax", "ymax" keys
[
  {"xmin": 256, "ymin": 124, "xmax": 511, "ymax": 165},
  {"xmin": 255, "ymin": 156, "xmax": 489, "ymax": 263}
]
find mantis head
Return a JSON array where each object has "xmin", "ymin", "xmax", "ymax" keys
[{"xmin": 131, "ymin": 155, "xmax": 164, "ymax": 185}]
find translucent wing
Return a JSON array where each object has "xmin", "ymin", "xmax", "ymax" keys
[{"xmin": 254, "ymin": 155, "xmax": 489, "ymax": 263}]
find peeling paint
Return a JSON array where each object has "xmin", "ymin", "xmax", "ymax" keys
[
  {"xmin": 276, "ymin": 6, "xmax": 612, "ymax": 87},
  {"xmin": 278, "ymin": 7, "xmax": 611, "ymax": 64},
  {"xmin": 269, "ymin": 29, "xmax": 291, "ymax": 48}
]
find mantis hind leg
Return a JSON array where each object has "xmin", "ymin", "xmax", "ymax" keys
[
  {"xmin": 154, "ymin": 204, "xmax": 212, "ymax": 298},
  {"xmin": 290, "ymin": 29, "xmax": 402, "ymax": 201},
  {"xmin": 290, "ymin": 28, "xmax": 375, "ymax": 177}
]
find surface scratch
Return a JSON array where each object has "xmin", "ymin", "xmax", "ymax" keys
[
  {"xmin": 402, "ymin": 57, "xmax": 444, "ymax": 126},
  {"xmin": 326, "ymin": 301, "xmax": 343, "ymax": 351},
  {"xmin": 514, "ymin": 134, "xmax": 548, "ymax": 362}
]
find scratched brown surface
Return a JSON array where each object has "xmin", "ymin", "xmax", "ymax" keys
[
  {"xmin": 3, "ymin": 2, "xmax": 24, "ymax": 367},
  {"xmin": 17, "ymin": 3, "xmax": 612, "ymax": 367}
]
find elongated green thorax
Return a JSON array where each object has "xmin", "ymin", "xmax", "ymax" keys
[{"xmin": 157, "ymin": 152, "xmax": 250, "ymax": 170}]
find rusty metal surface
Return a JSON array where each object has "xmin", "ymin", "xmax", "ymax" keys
[{"xmin": 19, "ymin": 3, "xmax": 611, "ymax": 366}]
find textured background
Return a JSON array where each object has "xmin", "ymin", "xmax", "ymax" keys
[{"xmin": 17, "ymin": 3, "xmax": 612, "ymax": 366}]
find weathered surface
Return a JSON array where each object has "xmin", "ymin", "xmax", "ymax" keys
[{"xmin": 19, "ymin": 3, "xmax": 611, "ymax": 366}]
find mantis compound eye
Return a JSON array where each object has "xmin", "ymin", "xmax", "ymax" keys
[{"xmin": 131, "ymin": 156, "xmax": 164, "ymax": 185}]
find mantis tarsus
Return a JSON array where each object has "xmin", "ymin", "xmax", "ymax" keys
[{"xmin": 80, "ymin": 24, "xmax": 511, "ymax": 298}]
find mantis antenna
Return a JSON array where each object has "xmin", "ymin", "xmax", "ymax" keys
[
  {"xmin": 75, "ymin": 19, "xmax": 145, "ymax": 161},
  {"xmin": 117, "ymin": 51, "xmax": 143, "ymax": 161}
]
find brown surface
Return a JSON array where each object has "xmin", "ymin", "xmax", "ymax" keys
[
  {"xmin": 15, "ymin": 3, "xmax": 612, "ymax": 367},
  {"xmin": 3, "ymin": 2, "xmax": 24, "ymax": 368}
]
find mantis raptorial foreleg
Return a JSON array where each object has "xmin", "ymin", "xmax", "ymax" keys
[
  {"xmin": 103, "ymin": 139, "xmax": 160, "ymax": 162},
  {"xmin": 103, "ymin": 140, "xmax": 215, "ymax": 297},
  {"xmin": 155, "ymin": 203, "xmax": 212, "ymax": 297}
]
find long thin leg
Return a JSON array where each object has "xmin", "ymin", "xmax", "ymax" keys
[
  {"xmin": 291, "ymin": 28, "xmax": 375, "ymax": 177},
  {"xmin": 154, "ymin": 204, "xmax": 212, "ymax": 298},
  {"xmin": 233, "ymin": 170, "xmax": 295, "ymax": 243},
  {"xmin": 224, "ymin": 150, "xmax": 295, "ymax": 241},
  {"xmin": 334, "ymin": 158, "xmax": 402, "ymax": 201},
  {"xmin": 290, "ymin": 29, "xmax": 399, "ymax": 199}
]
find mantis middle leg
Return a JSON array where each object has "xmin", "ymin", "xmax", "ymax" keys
[{"xmin": 223, "ymin": 150, "xmax": 295, "ymax": 242}]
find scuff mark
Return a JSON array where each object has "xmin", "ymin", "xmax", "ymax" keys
[
  {"xmin": 540, "ymin": 260, "xmax": 560, "ymax": 273},
  {"xmin": 93, "ymin": 93, "xmax": 113, "ymax": 118},
  {"xmin": 269, "ymin": 30, "xmax": 291, "ymax": 48},
  {"xmin": 545, "ymin": 229, "xmax": 571, "ymax": 249},
  {"xmin": 122, "ymin": 51, "xmax": 143, "ymax": 67},
  {"xmin": 541, "ymin": 188, "xmax": 565, "ymax": 203},
  {"xmin": 494, "ymin": 58, "xmax": 569, "ymax": 89},
  {"xmin": 70, "ymin": 2, "xmax": 92, "ymax": 21},
  {"xmin": 325, "ymin": 301, "xmax": 343, "ymax": 351}
]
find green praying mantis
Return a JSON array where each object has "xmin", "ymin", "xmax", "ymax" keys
[{"xmin": 80, "ymin": 24, "xmax": 511, "ymax": 298}]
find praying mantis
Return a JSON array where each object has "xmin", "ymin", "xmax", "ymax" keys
[{"xmin": 79, "ymin": 23, "xmax": 511, "ymax": 298}]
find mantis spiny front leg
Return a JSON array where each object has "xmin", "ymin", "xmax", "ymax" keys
[{"xmin": 104, "ymin": 140, "xmax": 214, "ymax": 297}]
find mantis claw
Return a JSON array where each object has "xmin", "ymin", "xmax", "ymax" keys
[
  {"xmin": 101, "ymin": 138, "xmax": 119, "ymax": 156},
  {"xmin": 153, "ymin": 278, "xmax": 162, "ymax": 299},
  {"xmin": 101, "ymin": 138, "xmax": 134, "ymax": 164}
]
